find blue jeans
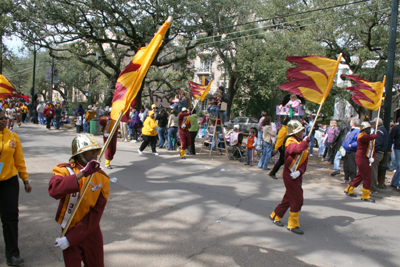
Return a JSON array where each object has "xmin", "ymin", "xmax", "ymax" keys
[
  {"xmin": 38, "ymin": 113, "xmax": 44, "ymax": 125},
  {"xmin": 388, "ymin": 149, "xmax": 398, "ymax": 170},
  {"xmin": 209, "ymin": 126, "xmax": 222, "ymax": 150},
  {"xmin": 391, "ymin": 149, "xmax": 400, "ymax": 187},
  {"xmin": 167, "ymin": 127, "xmax": 178, "ymax": 150},
  {"xmin": 83, "ymin": 122, "xmax": 90, "ymax": 133},
  {"xmin": 258, "ymin": 141, "xmax": 273, "ymax": 170},
  {"xmin": 158, "ymin": 127, "xmax": 166, "ymax": 148},
  {"xmin": 220, "ymin": 110, "xmax": 227, "ymax": 125},
  {"xmin": 308, "ymin": 134, "xmax": 315, "ymax": 155},
  {"xmin": 334, "ymin": 150, "xmax": 342, "ymax": 171},
  {"xmin": 207, "ymin": 106, "xmax": 220, "ymax": 118},
  {"xmin": 319, "ymin": 141, "xmax": 325, "ymax": 155}
]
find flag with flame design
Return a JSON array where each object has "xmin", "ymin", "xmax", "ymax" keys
[
  {"xmin": 111, "ymin": 17, "xmax": 172, "ymax": 120},
  {"xmin": 0, "ymin": 74, "xmax": 18, "ymax": 100},
  {"xmin": 345, "ymin": 75, "xmax": 385, "ymax": 111},
  {"xmin": 280, "ymin": 55, "xmax": 342, "ymax": 104},
  {"xmin": 189, "ymin": 78, "xmax": 212, "ymax": 101}
]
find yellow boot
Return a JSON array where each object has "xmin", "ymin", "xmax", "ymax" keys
[
  {"xmin": 179, "ymin": 149, "xmax": 186, "ymax": 159},
  {"xmin": 287, "ymin": 211, "xmax": 303, "ymax": 235},
  {"xmin": 344, "ymin": 185, "xmax": 357, "ymax": 197},
  {"xmin": 361, "ymin": 188, "xmax": 375, "ymax": 203},
  {"xmin": 105, "ymin": 159, "xmax": 112, "ymax": 169},
  {"xmin": 269, "ymin": 211, "xmax": 284, "ymax": 227}
]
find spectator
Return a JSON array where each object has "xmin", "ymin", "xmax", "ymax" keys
[
  {"xmin": 167, "ymin": 108, "xmax": 179, "ymax": 150},
  {"xmin": 330, "ymin": 118, "xmax": 351, "ymax": 176},
  {"xmin": 188, "ymin": 109, "xmax": 199, "ymax": 155},
  {"xmin": 370, "ymin": 118, "xmax": 389, "ymax": 193},
  {"xmin": 324, "ymin": 120, "xmax": 338, "ymax": 164},
  {"xmin": 156, "ymin": 108, "xmax": 168, "ymax": 148},
  {"xmin": 36, "ymin": 101, "xmax": 45, "ymax": 125},
  {"xmin": 129, "ymin": 108, "xmax": 141, "ymax": 143},
  {"xmin": 256, "ymin": 111, "xmax": 267, "ymax": 151},
  {"xmin": 218, "ymin": 86, "xmax": 229, "ymax": 125},
  {"xmin": 269, "ymin": 117, "xmax": 291, "ymax": 179},
  {"xmin": 84, "ymin": 105, "xmax": 95, "ymax": 133},
  {"xmin": 138, "ymin": 111, "xmax": 158, "ymax": 155},
  {"xmin": 54, "ymin": 104, "xmax": 63, "ymax": 129},
  {"xmin": 43, "ymin": 102, "xmax": 55, "ymax": 130},
  {"xmin": 388, "ymin": 117, "xmax": 400, "ymax": 189},
  {"xmin": 245, "ymin": 128, "xmax": 257, "ymax": 166},
  {"xmin": 258, "ymin": 116, "xmax": 276, "ymax": 170},
  {"xmin": 142, "ymin": 104, "xmax": 149, "ymax": 122},
  {"xmin": 341, "ymin": 117, "xmax": 360, "ymax": 184},
  {"xmin": 139, "ymin": 108, "xmax": 145, "ymax": 123}
]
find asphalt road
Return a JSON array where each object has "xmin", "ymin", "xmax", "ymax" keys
[{"xmin": 1, "ymin": 123, "xmax": 399, "ymax": 267}]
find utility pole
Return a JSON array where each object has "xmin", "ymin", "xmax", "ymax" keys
[
  {"xmin": 31, "ymin": 46, "xmax": 37, "ymax": 102},
  {"xmin": 49, "ymin": 56, "xmax": 54, "ymax": 102},
  {"xmin": 383, "ymin": 0, "xmax": 399, "ymax": 130}
]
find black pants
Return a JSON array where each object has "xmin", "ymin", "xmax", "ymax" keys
[
  {"xmin": 139, "ymin": 135, "xmax": 157, "ymax": 153},
  {"xmin": 131, "ymin": 127, "xmax": 139, "ymax": 141},
  {"xmin": 0, "ymin": 176, "xmax": 20, "ymax": 259},
  {"xmin": 343, "ymin": 152, "xmax": 357, "ymax": 181},
  {"xmin": 189, "ymin": 131, "xmax": 198, "ymax": 154},
  {"xmin": 270, "ymin": 146, "xmax": 284, "ymax": 176},
  {"xmin": 21, "ymin": 113, "xmax": 27, "ymax": 123},
  {"xmin": 46, "ymin": 116, "xmax": 52, "ymax": 129}
]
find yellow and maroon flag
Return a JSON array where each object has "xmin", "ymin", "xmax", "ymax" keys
[
  {"xmin": 0, "ymin": 74, "xmax": 18, "ymax": 100},
  {"xmin": 345, "ymin": 75, "xmax": 385, "ymax": 111},
  {"xmin": 111, "ymin": 17, "xmax": 172, "ymax": 120},
  {"xmin": 280, "ymin": 55, "xmax": 342, "ymax": 104},
  {"xmin": 189, "ymin": 79, "xmax": 212, "ymax": 101}
]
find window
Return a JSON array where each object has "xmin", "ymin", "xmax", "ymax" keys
[
  {"xmin": 249, "ymin": 118, "xmax": 258, "ymax": 123},
  {"xmin": 200, "ymin": 59, "xmax": 212, "ymax": 72}
]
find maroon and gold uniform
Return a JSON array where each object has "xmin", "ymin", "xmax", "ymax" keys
[
  {"xmin": 178, "ymin": 110, "xmax": 191, "ymax": 158},
  {"xmin": 346, "ymin": 132, "xmax": 378, "ymax": 199},
  {"xmin": 49, "ymin": 162, "xmax": 109, "ymax": 267}
]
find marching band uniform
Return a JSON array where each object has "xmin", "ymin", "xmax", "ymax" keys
[
  {"xmin": 15, "ymin": 104, "xmax": 22, "ymax": 127},
  {"xmin": 270, "ymin": 120, "xmax": 309, "ymax": 235},
  {"xmin": 345, "ymin": 122, "xmax": 379, "ymax": 202},
  {"xmin": 6, "ymin": 106, "xmax": 15, "ymax": 131},
  {"xmin": 178, "ymin": 107, "xmax": 191, "ymax": 159},
  {"xmin": 49, "ymin": 134, "xmax": 109, "ymax": 267},
  {"xmin": 100, "ymin": 115, "xmax": 117, "ymax": 169}
]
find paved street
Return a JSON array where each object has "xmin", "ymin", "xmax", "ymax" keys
[{"xmin": 1, "ymin": 123, "xmax": 399, "ymax": 267}]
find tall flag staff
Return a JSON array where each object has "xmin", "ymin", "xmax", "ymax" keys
[
  {"xmin": 280, "ymin": 54, "xmax": 342, "ymax": 171},
  {"xmin": 345, "ymin": 74, "xmax": 386, "ymax": 165},
  {"xmin": 61, "ymin": 16, "xmax": 173, "ymax": 237},
  {"xmin": 188, "ymin": 76, "xmax": 212, "ymax": 112}
]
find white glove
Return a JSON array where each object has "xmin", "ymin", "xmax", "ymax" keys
[
  {"xmin": 290, "ymin": 170, "xmax": 301, "ymax": 179},
  {"xmin": 55, "ymin": 237, "xmax": 70, "ymax": 250},
  {"xmin": 369, "ymin": 158, "xmax": 374, "ymax": 163},
  {"xmin": 182, "ymin": 124, "xmax": 186, "ymax": 128}
]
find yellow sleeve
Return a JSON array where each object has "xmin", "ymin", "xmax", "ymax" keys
[
  {"xmin": 13, "ymin": 133, "xmax": 29, "ymax": 181},
  {"xmin": 274, "ymin": 128, "xmax": 287, "ymax": 150}
]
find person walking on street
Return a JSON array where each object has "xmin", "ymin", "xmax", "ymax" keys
[
  {"xmin": 138, "ymin": 111, "xmax": 158, "ymax": 155},
  {"xmin": 0, "ymin": 110, "xmax": 32, "ymax": 266},
  {"xmin": 341, "ymin": 117, "xmax": 360, "ymax": 184},
  {"xmin": 370, "ymin": 118, "xmax": 389, "ymax": 193},
  {"xmin": 167, "ymin": 108, "xmax": 179, "ymax": 150},
  {"xmin": 330, "ymin": 118, "xmax": 351, "ymax": 176},
  {"xmin": 387, "ymin": 117, "xmax": 400, "ymax": 189},
  {"xmin": 269, "ymin": 120, "xmax": 310, "ymax": 235},
  {"xmin": 188, "ymin": 109, "xmax": 199, "ymax": 155},
  {"xmin": 129, "ymin": 108, "xmax": 141, "ymax": 143},
  {"xmin": 55, "ymin": 104, "xmax": 63, "ymax": 130},
  {"xmin": 36, "ymin": 101, "xmax": 45, "ymax": 125},
  {"xmin": 43, "ymin": 102, "xmax": 55, "ymax": 130},
  {"xmin": 269, "ymin": 117, "xmax": 291, "ymax": 179},
  {"xmin": 178, "ymin": 107, "xmax": 191, "ymax": 159},
  {"xmin": 155, "ymin": 108, "xmax": 168, "ymax": 148},
  {"xmin": 49, "ymin": 133, "xmax": 109, "ymax": 267},
  {"xmin": 344, "ymin": 122, "xmax": 379, "ymax": 202},
  {"xmin": 256, "ymin": 111, "xmax": 267, "ymax": 152}
]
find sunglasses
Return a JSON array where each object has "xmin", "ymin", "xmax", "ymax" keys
[{"xmin": 0, "ymin": 117, "xmax": 6, "ymax": 121}]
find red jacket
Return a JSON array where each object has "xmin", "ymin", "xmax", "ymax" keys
[{"xmin": 43, "ymin": 105, "xmax": 55, "ymax": 117}]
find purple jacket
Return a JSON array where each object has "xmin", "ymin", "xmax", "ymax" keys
[
  {"xmin": 129, "ymin": 110, "xmax": 141, "ymax": 128},
  {"xmin": 326, "ymin": 126, "xmax": 338, "ymax": 143}
]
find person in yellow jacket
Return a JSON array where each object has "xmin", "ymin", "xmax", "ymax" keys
[
  {"xmin": 0, "ymin": 110, "xmax": 31, "ymax": 266},
  {"xmin": 49, "ymin": 133, "xmax": 109, "ymax": 267},
  {"xmin": 138, "ymin": 110, "xmax": 159, "ymax": 155},
  {"xmin": 21, "ymin": 103, "xmax": 28, "ymax": 123},
  {"xmin": 84, "ymin": 105, "xmax": 95, "ymax": 133},
  {"xmin": 269, "ymin": 117, "xmax": 291, "ymax": 179}
]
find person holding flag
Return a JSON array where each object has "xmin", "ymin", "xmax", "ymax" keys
[
  {"xmin": 48, "ymin": 133, "xmax": 109, "ymax": 267},
  {"xmin": 178, "ymin": 107, "xmax": 191, "ymax": 159},
  {"xmin": 344, "ymin": 122, "xmax": 378, "ymax": 202},
  {"xmin": 99, "ymin": 111, "xmax": 118, "ymax": 169},
  {"xmin": 269, "ymin": 120, "xmax": 310, "ymax": 235}
]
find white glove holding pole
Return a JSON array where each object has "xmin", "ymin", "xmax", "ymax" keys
[
  {"xmin": 182, "ymin": 124, "xmax": 186, "ymax": 129},
  {"xmin": 55, "ymin": 237, "xmax": 70, "ymax": 250},
  {"xmin": 290, "ymin": 170, "xmax": 301, "ymax": 179},
  {"xmin": 369, "ymin": 158, "xmax": 374, "ymax": 164}
]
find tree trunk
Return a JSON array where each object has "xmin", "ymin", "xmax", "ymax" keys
[
  {"xmin": 227, "ymin": 76, "xmax": 238, "ymax": 120},
  {"xmin": 0, "ymin": 35, "xmax": 3, "ymax": 75}
]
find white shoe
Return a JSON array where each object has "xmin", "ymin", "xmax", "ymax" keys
[
  {"xmin": 309, "ymin": 154, "xmax": 313, "ymax": 157},
  {"xmin": 124, "ymin": 139, "xmax": 128, "ymax": 142},
  {"xmin": 138, "ymin": 149, "xmax": 143, "ymax": 155},
  {"xmin": 131, "ymin": 140, "xmax": 137, "ymax": 143},
  {"xmin": 153, "ymin": 152, "xmax": 159, "ymax": 155}
]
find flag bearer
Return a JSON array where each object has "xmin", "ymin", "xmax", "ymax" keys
[
  {"xmin": 49, "ymin": 133, "xmax": 109, "ymax": 267},
  {"xmin": 178, "ymin": 107, "xmax": 191, "ymax": 159},
  {"xmin": 270, "ymin": 120, "xmax": 310, "ymax": 235}
]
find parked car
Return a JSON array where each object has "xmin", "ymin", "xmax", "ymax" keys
[{"xmin": 224, "ymin": 117, "xmax": 259, "ymax": 133}]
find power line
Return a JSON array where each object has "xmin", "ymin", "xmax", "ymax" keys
[{"xmin": 187, "ymin": 7, "xmax": 391, "ymax": 47}]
